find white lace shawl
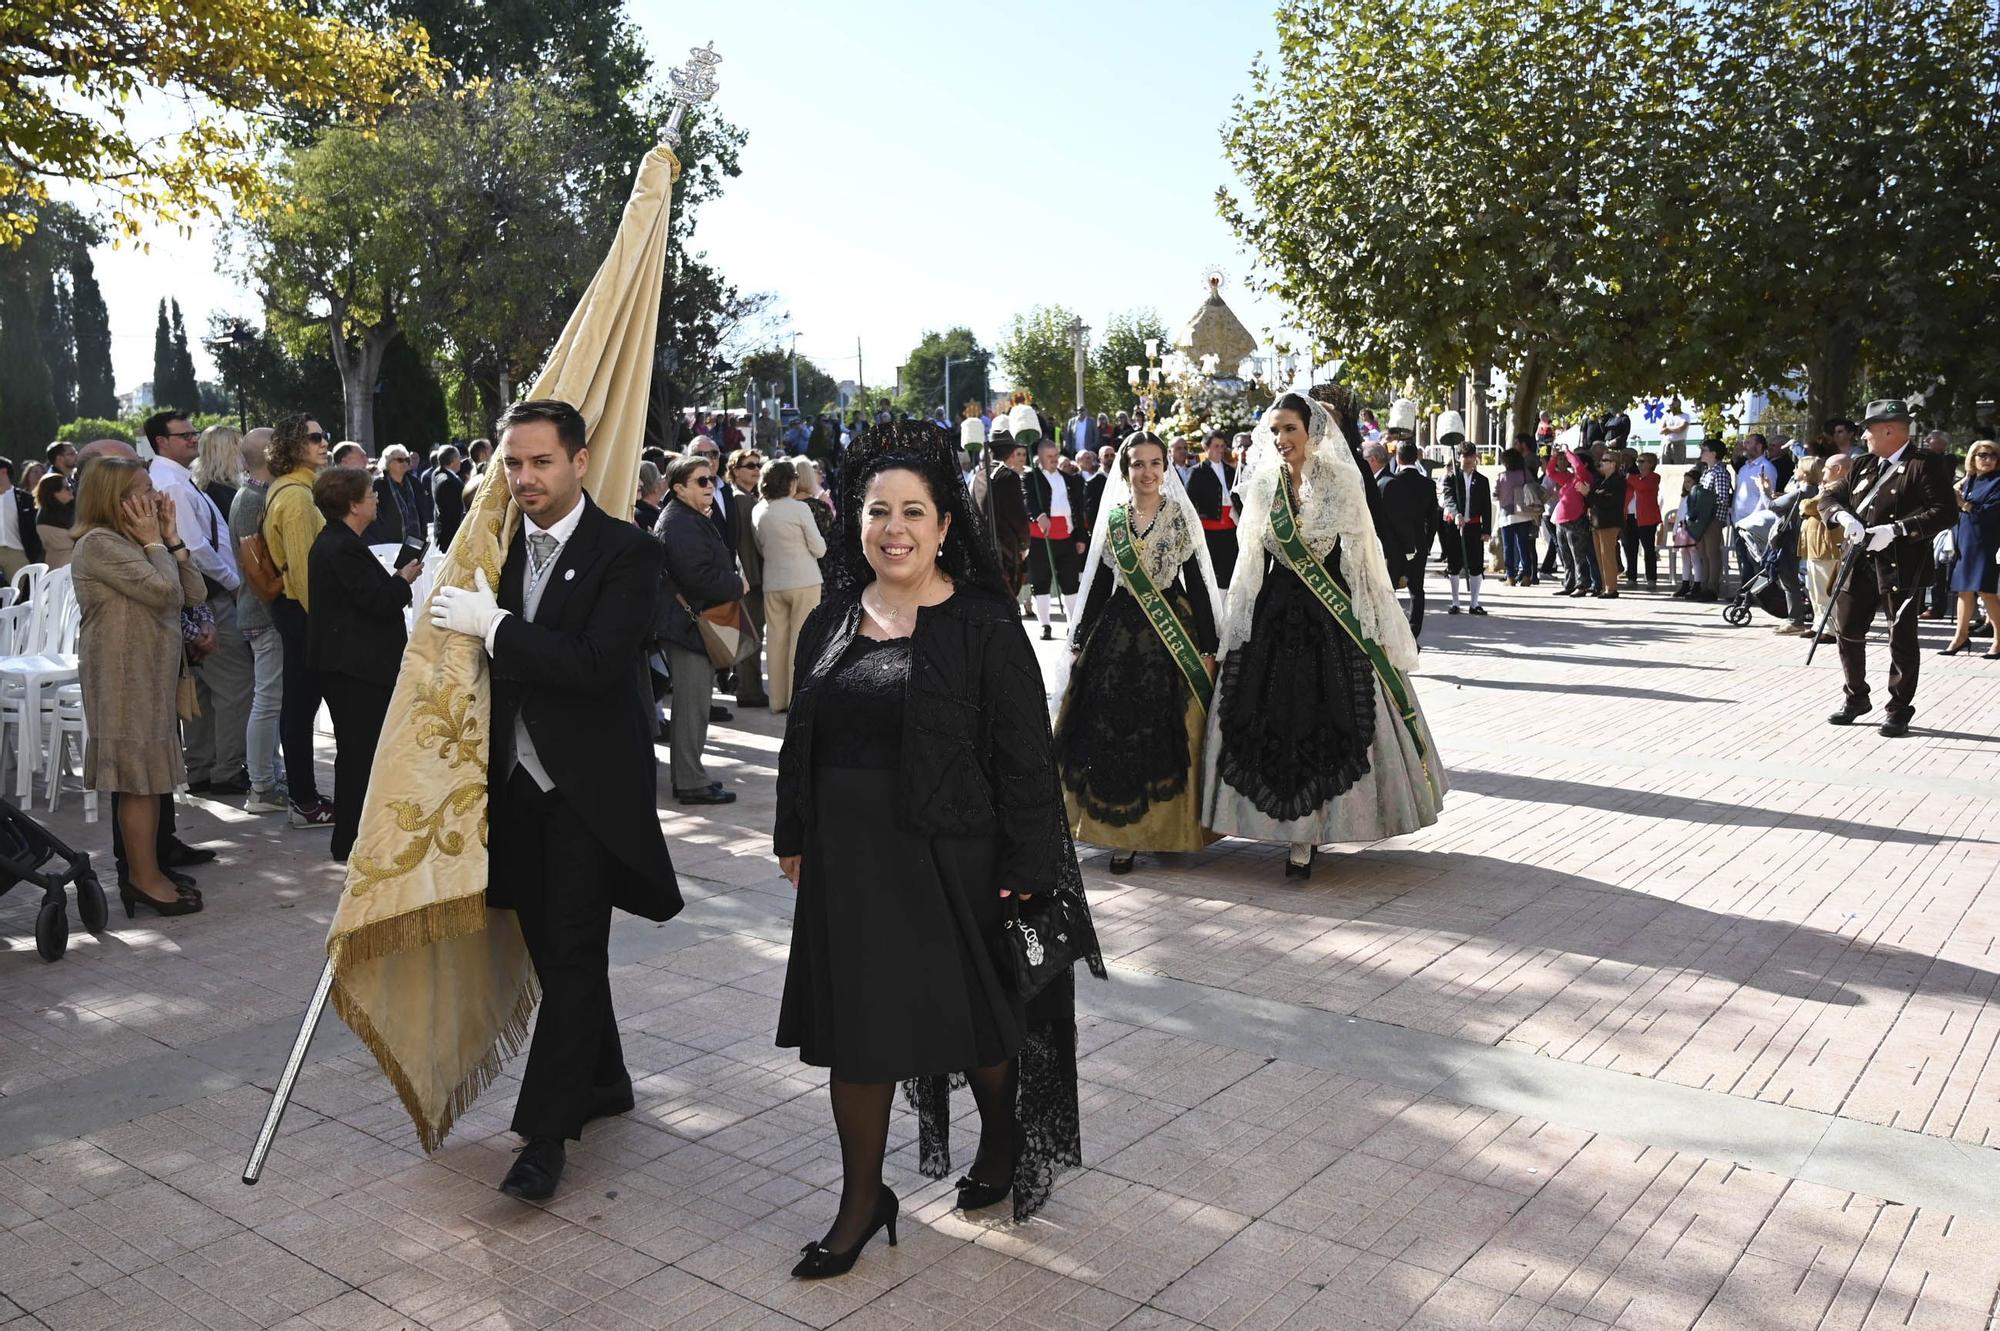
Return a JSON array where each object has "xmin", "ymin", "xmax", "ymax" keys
[
  {"xmin": 1222, "ymin": 395, "xmax": 1419, "ymax": 674},
  {"xmin": 1048, "ymin": 437, "xmax": 1225, "ymax": 718}
]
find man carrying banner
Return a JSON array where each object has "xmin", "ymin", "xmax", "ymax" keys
[{"xmin": 430, "ymin": 399, "xmax": 682, "ymax": 1200}]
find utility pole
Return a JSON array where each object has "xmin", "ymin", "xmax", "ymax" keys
[
  {"xmin": 1066, "ymin": 316, "xmax": 1090, "ymax": 418},
  {"xmin": 789, "ymin": 332, "xmax": 800, "ymax": 413}
]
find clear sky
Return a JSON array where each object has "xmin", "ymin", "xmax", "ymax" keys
[{"xmin": 86, "ymin": 0, "xmax": 1291, "ymax": 400}]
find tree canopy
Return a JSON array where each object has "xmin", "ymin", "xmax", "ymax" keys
[
  {"xmin": 0, "ymin": 0, "xmax": 441, "ymax": 245},
  {"xmin": 896, "ymin": 328, "xmax": 991, "ymax": 417},
  {"xmin": 238, "ymin": 83, "xmax": 613, "ymax": 446},
  {"xmin": 997, "ymin": 307, "xmax": 1084, "ymax": 419},
  {"xmin": 1223, "ymin": 0, "xmax": 2000, "ymax": 433}
]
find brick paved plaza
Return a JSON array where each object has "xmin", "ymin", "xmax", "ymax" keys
[{"xmin": 3, "ymin": 579, "xmax": 1998, "ymax": 1331}]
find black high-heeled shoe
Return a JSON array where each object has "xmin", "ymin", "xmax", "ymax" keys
[
  {"xmin": 1939, "ymin": 641, "xmax": 1970, "ymax": 656},
  {"xmin": 120, "ymin": 880, "xmax": 203, "ymax": 918},
  {"xmin": 792, "ymin": 1187, "xmax": 898, "ymax": 1279},
  {"xmin": 1284, "ymin": 846, "xmax": 1316, "ymax": 880},
  {"xmin": 1108, "ymin": 852, "xmax": 1136, "ymax": 875},
  {"xmin": 955, "ymin": 1124, "xmax": 1020, "ymax": 1211}
]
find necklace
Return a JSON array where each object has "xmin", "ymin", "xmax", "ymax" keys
[{"xmin": 862, "ymin": 585, "xmax": 921, "ymax": 633}]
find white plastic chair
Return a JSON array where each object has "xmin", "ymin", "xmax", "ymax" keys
[
  {"xmin": 9, "ymin": 562, "xmax": 46, "ymax": 610},
  {"xmin": 0, "ymin": 565, "xmax": 80, "ymax": 801},
  {"xmin": 41, "ymin": 680, "xmax": 97, "ymax": 822}
]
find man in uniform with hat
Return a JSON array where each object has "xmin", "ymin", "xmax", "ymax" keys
[{"xmin": 1816, "ymin": 398, "xmax": 1956, "ymax": 737}]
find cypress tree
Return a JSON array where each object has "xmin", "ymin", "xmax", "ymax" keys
[
  {"xmin": 70, "ymin": 252, "xmax": 115, "ymax": 418},
  {"xmin": 37, "ymin": 274, "xmax": 77, "ymax": 424},
  {"xmin": 169, "ymin": 298, "xmax": 199, "ymax": 410},
  {"xmin": 0, "ymin": 272, "xmax": 60, "ymax": 455},
  {"xmin": 152, "ymin": 299, "xmax": 174, "ymax": 409}
]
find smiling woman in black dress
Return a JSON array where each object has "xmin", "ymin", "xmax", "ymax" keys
[{"xmin": 773, "ymin": 422, "xmax": 1103, "ymax": 1280}]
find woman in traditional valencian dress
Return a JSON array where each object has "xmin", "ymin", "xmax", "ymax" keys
[
  {"xmin": 1053, "ymin": 432, "xmax": 1222, "ymax": 874},
  {"xmin": 1203, "ymin": 392, "xmax": 1447, "ymax": 879}
]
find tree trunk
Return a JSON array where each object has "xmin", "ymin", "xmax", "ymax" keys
[
  {"xmin": 1806, "ymin": 322, "xmax": 1861, "ymax": 436},
  {"xmin": 1510, "ymin": 345, "xmax": 1549, "ymax": 445},
  {"xmin": 326, "ymin": 302, "xmax": 396, "ymax": 451}
]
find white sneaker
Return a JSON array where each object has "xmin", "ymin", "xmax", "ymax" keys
[{"xmin": 244, "ymin": 788, "xmax": 287, "ymax": 814}]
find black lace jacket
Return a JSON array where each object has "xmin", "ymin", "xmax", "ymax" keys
[{"xmin": 774, "ymin": 587, "xmax": 1085, "ymax": 901}]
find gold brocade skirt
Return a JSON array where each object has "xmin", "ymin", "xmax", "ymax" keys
[{"xmin": 1063, "ymin": 691, "xmax": 1219, "ymax": 854}]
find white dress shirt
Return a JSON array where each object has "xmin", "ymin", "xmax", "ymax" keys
[
  {"xmin": 483, "ymin": 497, "xmax": 587, "ymax": 792},
  {"xmin": 1731, "ymin": 455, "xmax": 1776, "ymax": 523},
  {"xmin": 0, "ymin": 486, "xmax": 19, "ymax": 552},
  {"xmin": 149, "ymin": 456, "xmax": 240, "ymax": 592},
  {"xmin": 1039, "ymin": 464, "xmax": 1071, "ymax": 520}
]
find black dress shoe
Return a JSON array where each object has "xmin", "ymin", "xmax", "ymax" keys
[
  {"xmin": 675, "ymin": 784, "xmax": 737, "ymax": 805},
  {"xmin": 206, "ymin": 772, "xmax": 252, "ymax": 796},
  {"xmin": 1284, "ymin": 846, "xmax": 1316, "ymax": 880},
  {"xmin": 709, "ymin": 705, "xmax": 734, "ymax": 723},
  {"xmin": 183, "ymin": 779, "xmax": 212, "ymax": 795},
  {"xmin": 1447, "ymin": 605, "xmax": 1461, "ymax": 615},
  {"xmin": 1108, "ymin": 852, "xmax": 1135, "ymax": 875},
  {"xmin": 737, "ymin": 695, "xmax": 770, "ymax": 709},
  {"xmin": 500, "ymin": 1138, "xmax": 565, "ymax": 1201},
  {"xmin": 1468, "ymin": 605, "xmax": 1488, "ymax": 616},
  {"xmin": 161, "ymin": 841, "xmax": 219, "ymax": 868},
  {"xmin": 1878, "ymin": 717, "xmax": 1911, "ymax": 737},
  {"xmin": 1041, "ymin": 624, "xmax": 1054, "ymax": 640},
  {"xmin": 1827, "ymin": 703, "xmax": 1871, "ymax": 726}
]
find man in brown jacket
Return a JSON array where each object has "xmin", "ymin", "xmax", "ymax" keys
[{"xmin": 1817, "ymin": 399, "xmax": 1957, "ymax": 737}]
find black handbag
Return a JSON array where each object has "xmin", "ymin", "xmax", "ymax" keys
[{"xmin": 1000, "ymin": 890, "xmax": 1091, "ymax": 1000}]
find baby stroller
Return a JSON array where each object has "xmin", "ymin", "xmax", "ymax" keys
[
  {"xmin": 1721, "ymin": 508, "xmax": 1794, "ymax": 627},
  {"xmin": 0, "ymin": 796, "xmax": 105, "ymax": 960}
]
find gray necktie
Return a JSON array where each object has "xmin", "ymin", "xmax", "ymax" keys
[{"xmin": 527, "ymin": 531, "xmax": 557, "ymax": 577}]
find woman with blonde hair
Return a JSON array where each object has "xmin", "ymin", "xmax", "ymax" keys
[
  {"xmin": 792, "ymin": 457, "xmax": 837, "ymax": 566},
  {"xmin": 191, "ymin": 423, "xmax": 244, "ymax": 521},
  {"xmin": 70, "ymin": 456, "xmax": 207, "ymax": 917}
]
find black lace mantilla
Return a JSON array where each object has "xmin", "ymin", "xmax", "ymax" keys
[
  {"xmin": 1215, "ymin": 553, "xmax": 1377, "ymax": 821},
  {"xmin": 904, "ymin": 974, "xmax": 1081, "ymax": 1223}
]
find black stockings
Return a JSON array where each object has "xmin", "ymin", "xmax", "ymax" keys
[
  {"xmin": 822, "ymin": 1057, "xmax": 1019, "ymax": 1249},
  {"xmin": 965, "ymin": 1058, "xmax": 1019, "ymax": 1185},
  {"xmin": 824, "ymin": 1078, "xmax": 893, "ymax": 1253}
]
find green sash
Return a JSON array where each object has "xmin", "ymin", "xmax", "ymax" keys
[
  {"xmin": 1107, "ymin": 504, "xmax": 1213, "ymax": 712},
  {"xmin": 1267, "ymin": 477, "xmax": 1432, "ymax": 771}
]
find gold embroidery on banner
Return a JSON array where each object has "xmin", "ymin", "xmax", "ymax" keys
[
  {"xmin": 409, "ymin": 681, "xmax": 485, "ymax": 771},
  {"xmin": 346, "ymin": 783, "xmax": 489, "ymax": 897}
]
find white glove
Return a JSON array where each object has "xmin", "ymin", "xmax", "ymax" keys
[
  {"xmin": 430, "ymin": 567, "xmax": 502, "ymax": 640},
  {"xmin": 1862, "ymin": 524, "xmax": 1896, "ymax": 553},
  {"xmin": 1833, "ymin": 512, "xmax": 1865, "ymax": 543}
]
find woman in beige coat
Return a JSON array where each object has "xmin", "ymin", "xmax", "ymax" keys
[
  {"xmin": 752, "ymin": 458, "xmax": 827, "ymax": 712},
  {"xmin": 71, "ymin": 456, "xmax": 207, "ymax": 918}
]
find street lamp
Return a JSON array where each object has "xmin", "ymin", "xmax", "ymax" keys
[
  {"xmin": 788, "ymin": 332, "xmax": 800, "ymax": 413},
  {"xmin": 1065, "ymin": 316, "xmax": 1090, "ymax": 417}
]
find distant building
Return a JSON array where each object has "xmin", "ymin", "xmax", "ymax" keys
[{"xmin": 117, "ymin": 382, "xmax": 157, "ymax": 416}]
